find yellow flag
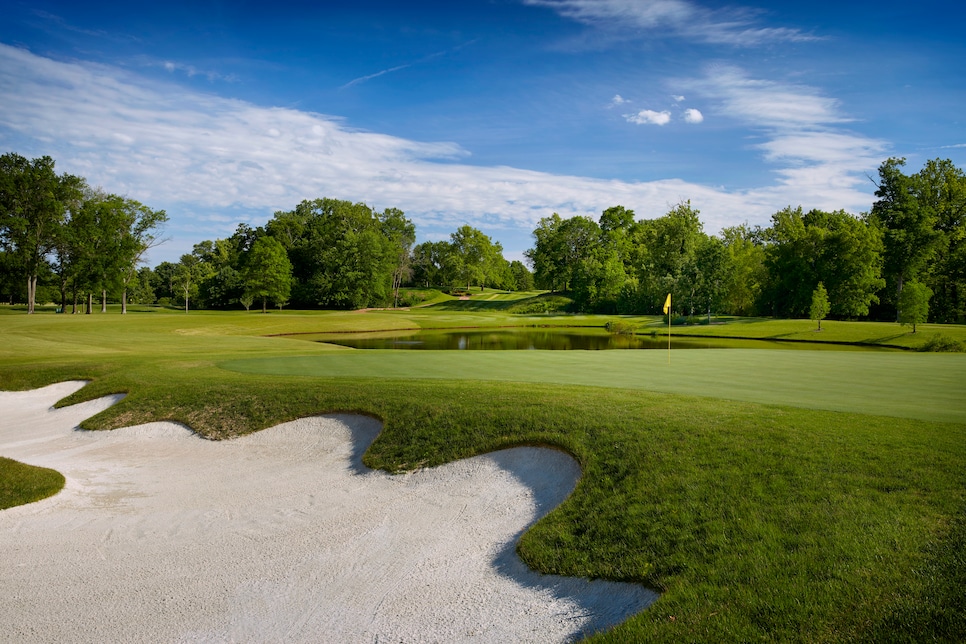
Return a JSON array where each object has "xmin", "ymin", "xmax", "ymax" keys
[{"xmin": 663, "ymin": 293, "xmax": 671, "ymax": 315}]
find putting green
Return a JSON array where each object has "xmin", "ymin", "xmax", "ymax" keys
[{"xmin": 221, "ymin": 349, "xmax": 966, "ymax": 424}]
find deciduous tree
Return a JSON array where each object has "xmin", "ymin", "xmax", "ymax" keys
[
  {"xmin": 0, "ymin": 153, "xmax": 84, "ymax": 313},
  {"xmin": 811, "ymin": 282, "xmax": 830, "ymax": 331},
  {"xmin": 898, "ymin": 280, "xmax": 931, "ymax": 333},
  {"xmin": 243, "ymin": 236, "xmax": 293, "ymax": 313}
]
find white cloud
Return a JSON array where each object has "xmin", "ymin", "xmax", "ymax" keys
[
  {"xmin": 682, "ymin": 108, "xmax": 703, "ymax": 123},
  {"xmin": 672, "ymin": 95, "xmax": 685, "ymax": 102},
  {"xmin": 610, "ymin": 94, "xmax": 629, "ymax": 106},
  {"xmin": 686, "ymin": 65, "xmax": 859, "ymax": 130},
  {"xmin": 625, "ymin": 109, "xmax": 671, "ymax": 125},
  {"xmin": 0, "ymin": 45, "xmax": 882, "ymax": 262},
  {"xmin": 681, "ymin": 65, "xmax": 887, "ymax": 208},
  {"xmin": 524, "ymin": 0, "xmax": 818, "ymax": 46}
]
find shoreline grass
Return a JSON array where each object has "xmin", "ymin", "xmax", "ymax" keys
[{"xmin": 1, "ymin": 308, "xmax": 964, "ymax": 641}]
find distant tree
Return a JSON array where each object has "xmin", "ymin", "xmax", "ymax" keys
[
  {"xmin": 127, "ymin": 266, "xmax": 156, "ymax": 305},
  {"xmin": 152, "ymin": 261, "xmax": 178, "ymax": 303},
  {"xmin": 763, "ymin": 207, "xmax": 883, "ymax": 319},
  {"xmin": 268, "ymin": 198, "xmax": 396, "ymax": 309},
  {"xmin": 378, "ymin": 207, "xmax": 415, "ymax": 307},
  {"xmin": 526, "ymin": 213, "xmax": 566, "ymax": 291},
  {"xmin": 696, "ymin": 236, "xmax": 732, "ymax": 323},
  {"xmin": 810, "ymin": 282, "xmax": 831, "ymax": 331},
  {"xmin": 450, "ymin": 225, "xmax": 501, "ymax": 291},
  {"xmin": 243, "ymin": 236, "xmax": 293, "ymax": 313},
  {"xmin": 509, "ymin": 260, "xmax": 534, "ymax": 291},
  {"xmin": 898, "ymin": 280, "xmax": 932, "ymax": 333},
  {"xmin": 0, "ymin": 153, "xmax": 85, "ymax": 313},
  {"xmin": 870, "ymin": 158, "xmax": 940, "ymax": 320},
  {"xmin": 411, "ymin": 240, "xmax": 452, "ymax": 287},
  {"xmin": 720, "ymin": 224, "xmax": 766, "ymax": 316},
  {"xmin": 117, "ymin": 198, "xmax": 167, "ymax": 314},
  {"xmin": 914, "ymin": 159, "xmax": 966, "ymax": 322},
  {"xmin": 172, "ymin": 254, "xmax": 209, "ymax": 312}
]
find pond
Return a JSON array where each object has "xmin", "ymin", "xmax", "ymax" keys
[{"xmin": 287, "ymin": 328, "xmax": 894, "ymax": 351}]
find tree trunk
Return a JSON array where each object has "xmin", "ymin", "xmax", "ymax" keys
[
  {"xmin": 262, "ymin": 296, "xmax": 267, "ymax": 314},
  {"xmin": 895, "ymin": 275, "xmax": 904, "ymax": 323},
  {"xmin": 72, "ymin": 289, "xmax": 78, "ymax": 314},
  {"xmin": 27, "ymin": 276, "xmax": 35, "ymax": 314},
  {"xmin": 86, "ymin": 293, "xmax": 93, "ymax": 314},
  {"xmin": 59, "ymin": 277, "xmax": 68, "ymax": 314},
  {"xmin": 101, "ymin": 289, "xmax": 107, "ymax": 313},
  {"xmin": 122, "ymin": 289, "xmax": 127, "ymax": 314},
  {"xmin": 184, "ymin": 292, "xmax": 189, "ymax": 312}
]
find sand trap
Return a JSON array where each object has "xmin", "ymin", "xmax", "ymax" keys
[{"xmin": 0, "ymin": 381, "xmax": 656, "ymax": 643}]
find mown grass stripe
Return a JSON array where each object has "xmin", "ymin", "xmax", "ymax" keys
[{"xmin": 220, "ymin": 349, "xmax": 966, "ymax": 424}]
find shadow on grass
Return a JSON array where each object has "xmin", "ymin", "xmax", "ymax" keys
[
  {"xmin": 862, "ymin": 333, "xmax": 910, "ymax": 345},
  {"xmin": 428, "ymin": 292, "xmax": 573, "ymax": 314}
]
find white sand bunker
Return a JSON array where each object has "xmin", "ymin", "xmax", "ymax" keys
[{"xmin": 1, "ymin": 382, "xmax": 656, "ymax": 643}]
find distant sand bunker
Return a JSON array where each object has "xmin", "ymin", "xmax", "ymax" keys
[{"xmin": 0, "ymin": 381, "xmax": 656, "ymax": 642}]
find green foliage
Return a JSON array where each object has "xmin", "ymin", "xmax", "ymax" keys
[
  {"xmin": 763, "ymin": 207, "xmax": 884, "ymax": 318},
  {"xmin": 898, "ymin": 280, "xmax": 932, "ymax": 332},
  {"xmin": 810, "ymin": 282, "xmax": 830, "ymax": 330},
  {"xmin": 913, "ymin": 159, "xmax": 966, "ymax": 323},
  {"xmin": 871, "ymin": 157, "xmax": 942, "ymax": 318},
  {"xmin": 720, "ymin": 225, "xmax": 766, "ymax": 316},
  {"xmin": 243, "ymin": 236, "xmax": 293, "ymax": 312},
  {"xmin": 0, "ymin": 152, "xmax": 85, "ymax": 313},
  {"xmin": 265, "ymin": 198, "xmax": 416, "ymax": 309},
  {"xmin": 508, "ymin": 260, "xmax": 534, "ymax": 291},
  {"xmin": 449, "ymin": 224, "xmax": 505, "ymax": 291},
  {"xmin": 917, "ymin": 333, "xmax": 965, "ymax": 352}
]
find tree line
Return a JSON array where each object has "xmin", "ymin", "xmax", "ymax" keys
[
  {"xmin": 0, "ymin": 153, "xmax": 167, "ymax": 314},
  {"xmin": 146, "ymin": 200, "xmax": 533, "ymax": 312},
  {"xmin": 3, "ymin": 151, "xmax": 963, "ymax": 323},
  {"xmin": 525, "ymin": 157, "xmax": 965, "ymax": 324}
]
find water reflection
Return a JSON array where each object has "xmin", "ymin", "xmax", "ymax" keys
[{"xmin": 298, "ymin": 328, "xmax": 887, "ymax": 351}]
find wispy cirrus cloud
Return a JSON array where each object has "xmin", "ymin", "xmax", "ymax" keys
[
  {"xmin": 683, "ymin": 65, "xmax": 887, "ymax": 202},
  {"xmin": 158, "ymin": 60, "xmax": 239, "ymax": 83},
  {"xmin": 523, "ymin": 0, "xmax": 818, "ymax": 46},
  {"xmin": 340, "ymin": 40, "xmax": 478, "ymax": 90}
]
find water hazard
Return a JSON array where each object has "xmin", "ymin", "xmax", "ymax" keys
[{"xmin": 289, "ymin": 328, "xmax": 893, "ymax": 351}]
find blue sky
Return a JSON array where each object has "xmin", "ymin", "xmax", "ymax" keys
[{"xmin": 1, "ymin": 0, "xmax": 964, "ymax": 265}]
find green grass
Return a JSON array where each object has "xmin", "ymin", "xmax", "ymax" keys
[
  {"xmin": 668, "ymin": 316, "xmax": 966, "ymax": 351},
  {"xmin": 0, "ymin": 456, "xmax": 65, "ymax": 509},
  {"xmin": 223, "ymin": 350, "xmax": 966, "ymax": 423},
  {"xmin": 1, "ymin": 308, "xmax": 964, "ymax": 642}
]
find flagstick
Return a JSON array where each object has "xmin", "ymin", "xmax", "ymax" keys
[{"xmin": 667, "ymin": 306, "xmax": 671, "ymax": 365}]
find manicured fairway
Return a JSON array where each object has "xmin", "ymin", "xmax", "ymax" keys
[{"xmin": 222, "ymin": 349, "xmax": 966, "ymax": 424}]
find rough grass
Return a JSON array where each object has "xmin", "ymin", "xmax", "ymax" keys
[{"xmin": 1, "ymin": 308, "xmax": 964, "ymax": 642}]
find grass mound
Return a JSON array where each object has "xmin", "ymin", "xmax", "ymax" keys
[{"xmin": 0, "ymin": 456, "xmax": 65, "ymax": 509}]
